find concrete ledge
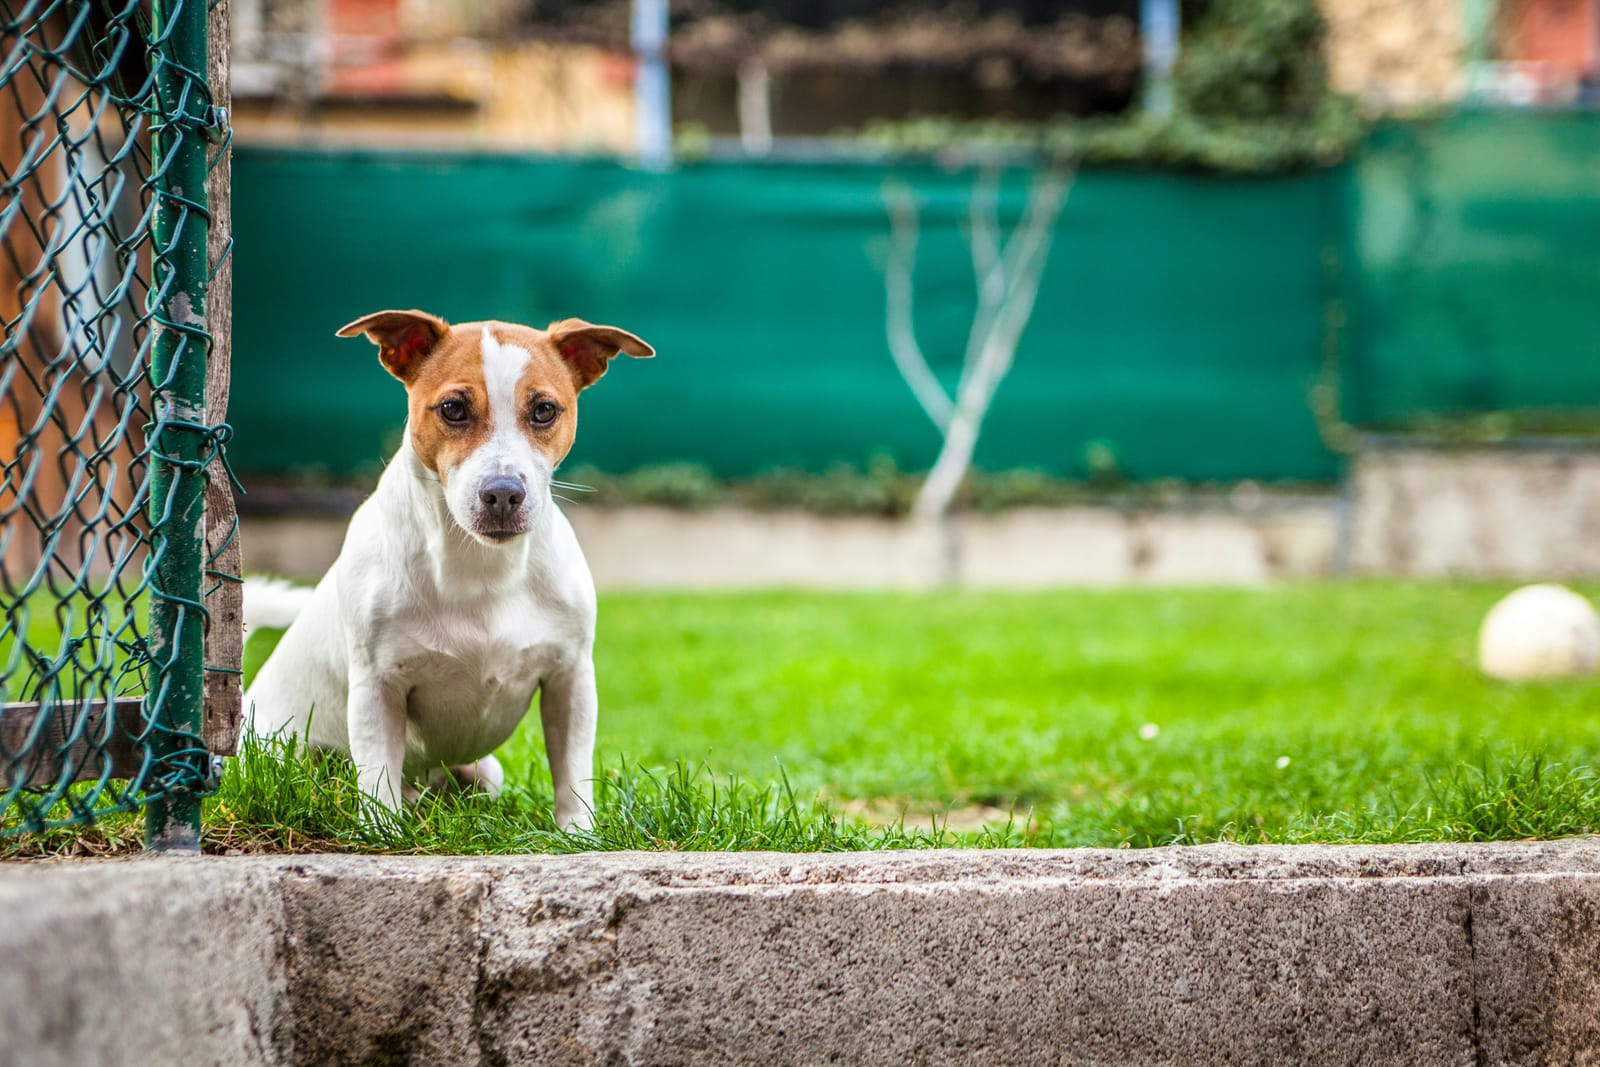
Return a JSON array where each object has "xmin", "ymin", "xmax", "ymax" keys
[
  {"xmin": 1352, "ymin": 442, "xmax": 1600, "ymax": 578},
  {"xmin": 4, "ymin": 842, "xmax": 1600, "ymax": 1065},
  {"xmin": 243, "ymin": 500, "xmax": 1339, "ymax": 590}
]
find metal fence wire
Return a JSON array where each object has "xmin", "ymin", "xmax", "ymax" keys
[{"xmin": 0, "ymin": 0, "xmax": 235, "ymax": 848}]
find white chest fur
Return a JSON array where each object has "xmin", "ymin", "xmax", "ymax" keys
[{"xmin": 383, "ymin": 590, "xmax": 580, "ymax": 770}]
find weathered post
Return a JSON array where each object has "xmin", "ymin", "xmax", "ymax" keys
[{"xmin": 144, "ymin": 0, "xmax": 214, "ymax": 851}]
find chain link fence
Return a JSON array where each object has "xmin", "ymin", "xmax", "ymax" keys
[{"xmin": 1, "ymin": 0, "xmax": 238, "ymax": 849}]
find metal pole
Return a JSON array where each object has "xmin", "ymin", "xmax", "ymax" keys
[
  {"xmin": 1140, "ymin": 0, "xmax": 1179, "ymax": 118},
  {"xmin": 632, "ymin": 0, "xmax": 671, "ymax": 169},
  {"xmin": 738, "ymin": 58, "xmax": 773, "ymax": 156},
  {"xmin": 144, "ymin": 0, "xmax": 211, "ymax": 852}
]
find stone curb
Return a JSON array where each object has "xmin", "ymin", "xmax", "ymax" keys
[
  {"xmin": 3, "ymin": 841, "xmax": 1599, "ymax": 1065},
  {"xmin": 241, "ymin": 502, "xmax": 1340, "ymax": 590}
]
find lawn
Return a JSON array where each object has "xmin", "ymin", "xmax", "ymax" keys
[{"xmin": 10, "ymin": 581, "xmax": 1600, "ymax": 855}]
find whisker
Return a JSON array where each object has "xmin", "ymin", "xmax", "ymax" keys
[{"xmin": 550, "ymin": 480, "xmax": 595, "ymax": 493}]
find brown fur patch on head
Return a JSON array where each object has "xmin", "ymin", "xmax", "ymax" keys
[
  {"xmin": 394, "ymin": 326, "xmax": 492, "ymax": 488},
  {"xmin": 392, "ymin": 321, "xmax": 589, "ymax": 488},
  {"xmin": 338, "ymin": 312, "xmax": 654, "ymax": 491}
]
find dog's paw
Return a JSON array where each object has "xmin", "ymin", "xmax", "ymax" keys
[
  {"xmin": 420, "ymin": 756, "xmax": 504, "ymax": 799},
  {"xmin": 453, "ymin": 755, "xmax": 505, "ymax": 799},
  {"xmin": 554, "ymin": 802, "xmax": 594, "ymax": 834}
]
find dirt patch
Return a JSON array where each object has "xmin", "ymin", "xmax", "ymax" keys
[{"xmin": 839, "ymin": 798, "xmax": 1034, "ymax": 834}]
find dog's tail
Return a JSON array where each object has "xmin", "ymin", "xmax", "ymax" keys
[{"xmin": 243, "ymin": 576, "xmax": 314, "ymax": 630}]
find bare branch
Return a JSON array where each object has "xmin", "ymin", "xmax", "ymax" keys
[
  {"xmin": 913, "ymin": 167, "xmax": 1073, "ymax": 520},
  {"xmin": 882, "ymin": 179, "xmax": 954, "ymax": 432},
  {"xmin": 967, "ymin": 165, "xmax": 1005, "ymax": 308},
  {"xmin": 969, "ymin": 167, "xmax": 1072, "ymax": 399},
  {"xmin": 957, "ymin": 165, "xmax": 1006, "ymax": 401}
]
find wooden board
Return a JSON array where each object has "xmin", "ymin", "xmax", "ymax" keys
[
  {"xmin": 0, "ymin": 698, "xmax": 147, "ymax": 788},
  {"xmin": 202, "ymin": 0, "xmax": 244, "ymax": 758}
]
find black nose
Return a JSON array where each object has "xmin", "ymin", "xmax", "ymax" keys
[{"xmin": 479, "ymin": 476, "xmax": 525, "ymax": 524}]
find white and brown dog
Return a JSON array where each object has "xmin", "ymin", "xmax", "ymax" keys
[{"xmin": 244, "ymin": 309, "xmax": 653, "ymax": 829}]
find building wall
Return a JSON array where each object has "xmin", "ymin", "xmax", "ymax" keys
[
  {"xmin": 1500, "ymin": 0, "xmax": 1600, "ymax": 94},
  {"xmin": 1319, "ymin": 0, "xmax": 1468, "ymax": 107}
]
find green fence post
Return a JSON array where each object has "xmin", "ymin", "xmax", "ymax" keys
[{"xmin": 144, "ymin": 0, "xmax": 213, "ymax": 852}]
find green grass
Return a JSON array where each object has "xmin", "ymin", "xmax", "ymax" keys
[
  {"xmin": 9, "ymin": 582, "xmax": 1600, "ymax": 855},
  {"xmin": 1, "ymin": 590, "xmax": 148, "ymax": 703}
]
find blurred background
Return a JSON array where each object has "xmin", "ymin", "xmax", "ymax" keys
[
  {"xmin": 226, "ymin": 0, "xmax": 1600, "ymax": 590},
  {"xmin": 6, "ymin": 0, "xmax": 1600, "ymax": 851}
]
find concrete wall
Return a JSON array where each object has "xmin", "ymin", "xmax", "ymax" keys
[
  {"xmin": 237, "ymin": 442, "xmax": 1600, "ymax": 588},
  {"xmin": 4, "ymin": 843, "xmax": 1600, "ymax": 1065},
  {"xmin": 242, "ymin": 499, "xmax": 1340, "ymax": 590},
  {"xmin": 1352, "ymin": 442, "xmax": 1600, "ymax": 578}
]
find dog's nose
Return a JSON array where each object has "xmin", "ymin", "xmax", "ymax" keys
[{"xmin": 479, "ymin": 476, "xmax": 525, "ymax": 523}]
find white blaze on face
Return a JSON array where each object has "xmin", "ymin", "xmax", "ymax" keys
[{"xmin": 443, "ymin": 326, "xmax": 551, "ymax": 540}]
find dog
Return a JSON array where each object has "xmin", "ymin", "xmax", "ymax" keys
[{"xmin": 243, "ymin": 309, "xmax": 654, "ymax": 830}]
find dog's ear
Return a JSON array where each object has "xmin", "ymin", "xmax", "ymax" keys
[
  {"xmin": 547, "ymin": 318, "xmax": 655, "ymax": 390},
  {"xmin": 336, "ymin": 309, "xmax": 450, "ymax": 381}
]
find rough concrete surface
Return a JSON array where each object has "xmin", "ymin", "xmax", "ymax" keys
[
  {"xmin": 243, "ymin": 499, "xmax": 1338, "ymax": 590},
  {"xmin": 4, "ymin": 842, "xmax": 1600, "ymax": 1065},
  {"xmin": 1352, "ymin": 443, "xmax": 1600, "ymax": 578}
]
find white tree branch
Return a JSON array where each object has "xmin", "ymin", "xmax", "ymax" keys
[
  {"xmin": 958, "ymin": 165, "xmax": 1006, "ymax": 401},
  {"xmin": 913, "ymin": 167, "xmax": 1073, "ymax": 520},
  {"xmin": 882, "ymin": 180, "xmax": 954, "ymax": 432},
  {"xmin": 967, "ymin": 166, "xmax": 1005, "ymax": 308},
  {"xmin": 970, "ymin": 168, "xmax": 1072, "ymax": 398}
]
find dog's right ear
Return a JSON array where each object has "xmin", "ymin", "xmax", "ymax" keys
[{"xmin": 336, "ymin": 310, "xmax": 450, "ymax": 381}]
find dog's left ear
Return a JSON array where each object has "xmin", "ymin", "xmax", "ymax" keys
[
  {"xmin": 336, "ymin": 309, "xmax": 450, "ymax": 381},
  {"xmin": 548, "ymin": 318, "xmax": 655, "ymax": 390}
]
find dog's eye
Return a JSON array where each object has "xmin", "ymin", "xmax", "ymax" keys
[
  {"xmin": 530, "ymin": 400, "xmax": 560, "ymax": 426},
  {"xmin": 438, "ymin": 398, "xmax": 469, "ymax": 425}
]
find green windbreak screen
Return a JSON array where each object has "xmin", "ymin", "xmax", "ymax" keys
[
  {"xmin": 1342, "ymin": 113, "xmax": 1600, "ymax": 424},
  {"xmin": 230, "ymin": 150, "xmax": 1342, "ymax": 482}
]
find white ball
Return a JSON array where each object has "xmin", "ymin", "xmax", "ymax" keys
[{"xmin": 1478, "ymin": 584, "xmax": 1600, "ymax": 681}]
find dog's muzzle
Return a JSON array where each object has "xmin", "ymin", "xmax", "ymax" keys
[{"xmin": 476, "ymin": 475, "xmax": 528, "ymax": 540}]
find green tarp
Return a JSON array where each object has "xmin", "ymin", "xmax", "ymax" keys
[
  {"xmin": 228, "ymin": 115, "xmax": 1600, "ymax": 483},
  {"xmin": 1341, "ymin": 113, "xmax": 1600, "ymax": 425},
  {"xmin": 230, "ymin": 150, "xmax": 1341, "ymax": 481}
]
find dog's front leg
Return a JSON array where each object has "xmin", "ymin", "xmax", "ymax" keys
[
  {"xmin": 539, "ymin": 658, "xmax": 597, "ymax": 832},
  {"xmin": 348, "ymin": 677, "xmax": 408, "ymax": 817}
]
